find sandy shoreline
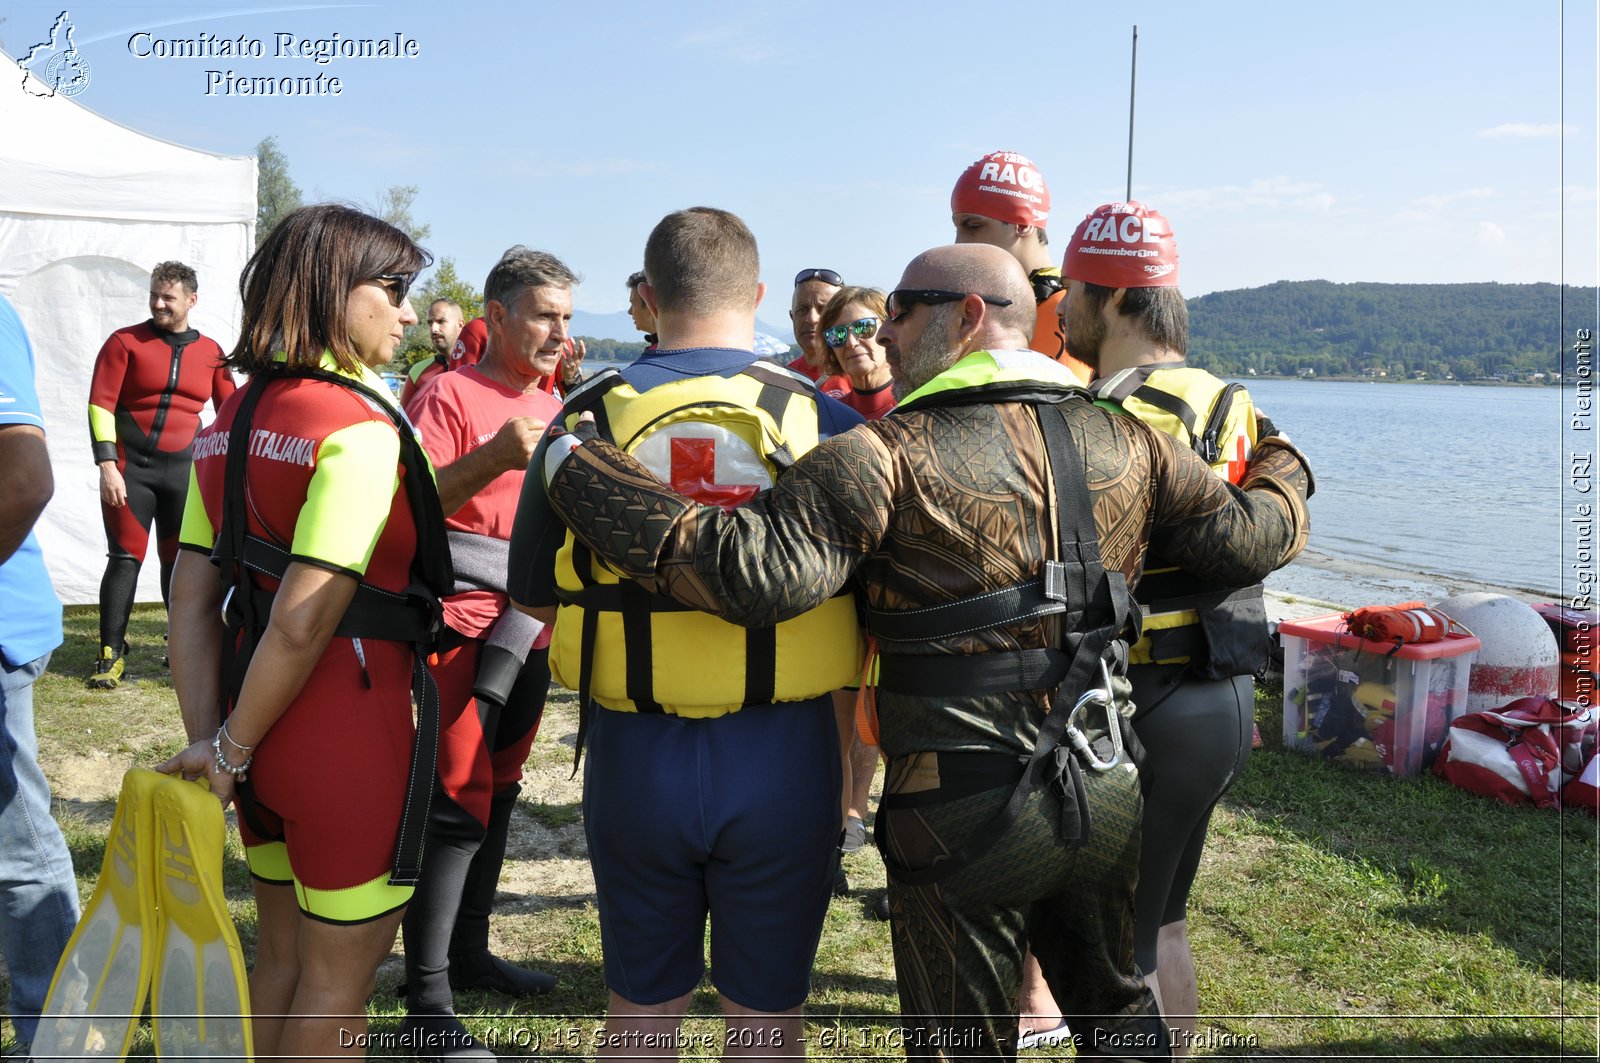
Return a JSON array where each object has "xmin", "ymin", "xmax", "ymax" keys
[{"xmin": 1263, "ymin": 547, "xmax": 1556, "ymax": 621}]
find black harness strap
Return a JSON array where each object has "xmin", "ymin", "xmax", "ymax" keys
[
  {"xmin": 620, "ymin": 581, "xmax": 665, "ymax": 714},
  {"xmin": 214, "ymin": 366, "xmax": 452, "ymax": 886},
  {"xmin": 1195, "ymin": 382, "xmax": 1244, "ymax": 465},
  {"xmin": 875, "ymin": 399, "xmax": 1136, "ymax": 887},
  {"xmin": 876, "ymin": 647, "xmax": 1069, "ymax": 698},
  {"xmin": 868, "ymin": 567, "xmax": 1072, "ymax": 644},
  {"xmin": 1126, "ymin": 384, "xmax": 1200, "ymax": 449}
]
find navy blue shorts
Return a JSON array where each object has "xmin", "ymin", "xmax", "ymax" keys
[{"xmin": 583, "ymin": 696, "xmax": 840, "ymax": 1011}]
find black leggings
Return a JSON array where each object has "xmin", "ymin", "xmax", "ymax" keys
[
  {"xmin": 98, "ymin": 448, "xmax": 188, "ymax": 649},
  {"xmin": 1127, "ymin": 666, "xmax": 1254, "ymax": 971},
  {"xmin": 401, "ymin": 649, "xmax": 551, "ymax": 1011}
]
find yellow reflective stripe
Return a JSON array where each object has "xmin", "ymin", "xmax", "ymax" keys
[
  {"xmin": 1128, "ymin": 608, "xmax": 1202, "ymax": 664},
  {"xmin": 291, "ymin": 420, "xmax": 401, "ymax": 574},
  {"xmin": 88, "ymin": 402, "xmax": 117, "ymax": 443},
  {"xmin": 178, "ymin": 463, "xmax": 214, "ymax": 551},
  {"xmin": 244, "ymin": 840, "xmax": 292, "ymax": 883},
  {"xmin": 895, "ymin": 349, "xmax": 1080, "ymax": 407},
  {"xmin": 295, "ymin": 870, "xmax": 412, "ymax": 923}
]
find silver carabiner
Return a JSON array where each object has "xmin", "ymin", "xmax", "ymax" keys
[{"xmin": 1064, "ymin": 659, "xmax": 1123, "ymax": 772}]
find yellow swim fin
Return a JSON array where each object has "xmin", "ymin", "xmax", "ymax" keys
[
  {"xmin": 33, "ymin": 767, "xmax": 164, "ymax": 1059},
  {"xmin": 151, "ymin": 774, "xmax": 254, "ymax": 1063}
]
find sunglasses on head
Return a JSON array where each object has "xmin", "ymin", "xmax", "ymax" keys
[
  {"xmin": 370, "ymin": 271, "xmax": 418, "ymax": 308},
  {"xmin": 823, "ymin": 316, "xmax": 880, "ymax": 348},
  {"xmin": 884, "ymin": 289, "xmax": 1014, "ymax": 323},
  {"xmin": 794, "ymin": 267, "xmax": 843, "ymax": 287}
]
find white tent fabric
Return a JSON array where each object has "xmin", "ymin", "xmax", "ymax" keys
[{"xmin": 0, "ymin": 50, "xmax": 256, "ymax": 606}]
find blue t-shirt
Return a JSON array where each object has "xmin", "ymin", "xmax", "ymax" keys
[{"xmin": 0, "ymin": 294, "xmax": 64, "ymax": 667}]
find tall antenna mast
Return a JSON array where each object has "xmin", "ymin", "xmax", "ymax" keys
[{"xmin": 1126, "ymin": 25, "xmax": 1138, "ymax": 201}]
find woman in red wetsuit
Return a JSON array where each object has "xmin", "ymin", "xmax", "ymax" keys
[
  {"xmin": 817, "ymin": 286, "xmax": 896, "ymax": 421},
  {"xmin": 160, "ymin": 204, "xmax": 444, "ymax": 1060}
]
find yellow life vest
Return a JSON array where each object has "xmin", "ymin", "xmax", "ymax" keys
[
  {"xmin": 1092, "ymin": 363, "xmax": 1264, "ymax": 669},
  {"xmin": 551, "ymin": 362, "xmax": 863, "ymax": 717}
]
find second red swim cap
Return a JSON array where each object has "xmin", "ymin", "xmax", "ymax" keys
[
  {"xmin": 1062, "ymin": 201, "xmax": 1180, "ymax": 288},
  {"xmin": 951, "ymin": 150, "xmax": 1050, "ymax": 228}
]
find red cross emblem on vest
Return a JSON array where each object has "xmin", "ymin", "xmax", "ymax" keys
[
  {"xmin": 634, "ymin": 422, "xmax": 774, "ymax": 513},
  {"xmin": 670, "ymin": 436, "xmax": 760, "ymax": 511}
]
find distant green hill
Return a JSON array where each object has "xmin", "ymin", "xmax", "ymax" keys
[{"xmin": 1187, "ymin": 280, "xmax": 1597, "ymax": 381}]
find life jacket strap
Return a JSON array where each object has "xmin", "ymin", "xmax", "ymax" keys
[{"xmin": 211, "ymin": 365, "xmax": 451, "ymax": 887}]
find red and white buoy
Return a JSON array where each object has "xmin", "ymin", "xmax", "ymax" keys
[{"xmin": 1434, "ymin": 593, "xmax": 1559, "ymax": 713}]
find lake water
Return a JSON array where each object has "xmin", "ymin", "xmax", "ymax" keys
[
  {"xmin": 580, "ymin": 362, "xmax": 1579, "ymax": 607},
  {"xmin": 1242, "ymin": 379, "xmax": 1572, "ymax": 606}
]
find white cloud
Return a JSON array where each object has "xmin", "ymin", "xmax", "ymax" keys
[
  {"xmin": 1477, "ymin": 122, "xmax": 1576, "ymax": 138},
  {"xmin": 1477, "ymin": 221, "xmax": 1508, "ymax": 245}
]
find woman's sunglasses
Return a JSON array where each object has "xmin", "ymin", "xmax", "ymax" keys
[
  {"xmin": 370, "ymin": 271, "xmax": 419, "ymax": 308},
  {"xmin": 823, "ymin": 316, "xmax": 880, "ymax": 348}
]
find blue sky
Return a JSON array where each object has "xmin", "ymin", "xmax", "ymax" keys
[{"xmin": 4, "ymin": 0, "xmax": 1595, "ymax": 317}]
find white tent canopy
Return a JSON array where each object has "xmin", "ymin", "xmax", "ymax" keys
[{"xmin": 0, "ymin": 49, "xmax": 255, "ymax": 606}]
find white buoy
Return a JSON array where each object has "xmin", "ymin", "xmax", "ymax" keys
[{"xmin": 1434, "ymin": 593, "xmax": 1559, "ymax": 713}]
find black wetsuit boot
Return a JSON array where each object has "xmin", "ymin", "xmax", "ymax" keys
[
  {"xmin": 90, "ymin": 556, "xmax": 140, "ymax": 688},
  {"xmin": 448, "ymin": 782, "xmax": 557, "ymax": 996},
  {"xmin": 400, "ymin": 790, "xmax": 492, "ymax": 1061}
]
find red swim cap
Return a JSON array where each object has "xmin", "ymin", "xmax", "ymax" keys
[
  {"xmin": 950, "ymin": 150, "xmax": 1050, "ymax": 229},
  {"xmin": 1062, "ymin": 201, "xmax": 1180, "ymax": 288}
]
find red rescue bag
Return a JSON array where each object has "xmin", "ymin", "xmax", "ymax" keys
[
  {"xmin": 1343, "ymin": 602, "xmax": 1465, "ymax": 646},
  {"xmin": 1433, "ymin": 696, "xmax": 1596, "ymax": 809}
]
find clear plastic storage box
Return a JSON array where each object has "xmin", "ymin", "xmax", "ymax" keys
[{"xmin": 1279, "ymin": 613, "xmax": 1480, "ymax": 777}]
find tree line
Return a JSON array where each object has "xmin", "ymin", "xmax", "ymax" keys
[{"xmin": 1188, "ymin": 279, "xmax": 1596, "ymax": 382}]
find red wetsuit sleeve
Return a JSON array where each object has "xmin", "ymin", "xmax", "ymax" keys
[
  {"xmin": 88, "ymin": 331, "xmax": 129, "ymax": 463},
  {"xmin": 212, "ymin": 361, "xmax": 237, "ymax": 408}
]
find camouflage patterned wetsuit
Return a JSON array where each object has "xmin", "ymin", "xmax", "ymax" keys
[{"xmin": 541, "ymin": 352, "xmax": 1311, "ymax": 1060}]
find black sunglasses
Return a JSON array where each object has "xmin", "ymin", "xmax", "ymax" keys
[
  {"xmin": 885, "ymin": 289, "xmax": 1014, "ymax": 323},
  {"xmin": 370, "ymin": 271, "xmax": 418, "ymax": 308},
  {"xmin": 794, "ymin": 267, "xmax": 843, "ymax": 287}
]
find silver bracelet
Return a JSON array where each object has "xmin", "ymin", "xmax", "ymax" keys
[
  {"xmin": 220, "ymin": 718, "xmax": 256, "ymax": 752},
  {"xmin": 212, "ymin": 728, "xmax": 253, "ymax": 776}
]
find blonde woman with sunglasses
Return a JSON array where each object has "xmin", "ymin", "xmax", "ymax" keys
[{"xmin": 817, "ymin": 286, "xmax": 896, "ymax": 421}]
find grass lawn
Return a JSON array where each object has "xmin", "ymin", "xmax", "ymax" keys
[{"xmin": 7, "ymin": 606, "xmax": 1597, "ymax": 1060}]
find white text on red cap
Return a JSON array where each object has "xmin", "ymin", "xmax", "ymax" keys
[
  {"xmin": 1081, "ymin": 213, "xmax": 1166, "ymax": 245},
  {"xmin": 978, "ymin": 160, "xmax": 1044, "ymax": 191}
]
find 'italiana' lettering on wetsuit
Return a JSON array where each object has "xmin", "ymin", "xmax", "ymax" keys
[{"xmin": 249, "ymin": 427, "xmax": 318, "ymax": 466}]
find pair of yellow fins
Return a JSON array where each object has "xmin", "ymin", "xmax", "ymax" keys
[{"xmin": 33, "ymin": 768, "xmax": 253, "ymax": 1061}]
